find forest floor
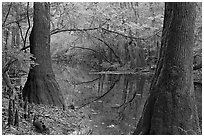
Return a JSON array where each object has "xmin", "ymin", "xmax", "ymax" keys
[{"xmin": 2, "ymin": 96, "xmax": 93, "ymax": 135}]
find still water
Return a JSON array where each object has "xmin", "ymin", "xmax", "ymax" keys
[{"xmin": 54, "ymin": 64, "xmax": 152, "ymax": 135}]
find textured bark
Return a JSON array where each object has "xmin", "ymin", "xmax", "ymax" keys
[
  {"xmin": 23, "ymin": 2, "xmax": 64, "ymax": 107},
  {"xmin": 134, "ymin": 3, "xmax": 201, "ymax": 135}
]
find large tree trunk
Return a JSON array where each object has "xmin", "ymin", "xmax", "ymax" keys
[
  {"xmin": 134, "ymin": 3, "xmax": 201, "ymax": 135},
  {"xmin": 23, "ymin": 2, "xmax": 64, "ymax": 107}
]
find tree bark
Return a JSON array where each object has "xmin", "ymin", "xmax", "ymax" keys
[
  {"xmin": 134, "ymin": 2, "xmax": 201, "ymax": 135},
  {"xmin": 23, "ymin": 2, "xmax": 64, "ymax": 107}
]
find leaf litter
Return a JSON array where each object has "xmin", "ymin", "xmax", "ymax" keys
[{"xmin": 2, "ymin": 97, "xmax": 93, "ymax": 135}]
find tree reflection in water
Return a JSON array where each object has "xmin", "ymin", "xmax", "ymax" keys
[{"xmin": 86, "ymin": 74, "xmax": 151, "ymax": 134}]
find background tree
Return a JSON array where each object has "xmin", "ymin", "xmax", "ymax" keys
[
  {"xmin": 134, "ymin": 2, "xmax": 201, "ymax": 135},
  {"xmin": 22, "ymin": 2, "xmax": 65, "ymax": 107}
]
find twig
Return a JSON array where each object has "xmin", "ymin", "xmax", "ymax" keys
[
  {"xmin": 3, "ymin": 11, "xmax": 33, "ymax": 28},
  {"xmin": 23, "ymin": 2, "xmax": 31, "ymax": 49},
  {"xmin": 2, "ymin": 2, "xmax": 12, "ymax": 27},
  {"xmin": 20, "ymin": 45, "xmax": 30, "ymax": 51},
  {"xmin": 16, "ymin": 22, "xmax": 25, "ymax": 43}
]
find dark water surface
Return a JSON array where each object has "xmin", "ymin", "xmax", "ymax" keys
[{"xmin": 54, "ymin": 64, "xmax": 152, "ymax": 135}]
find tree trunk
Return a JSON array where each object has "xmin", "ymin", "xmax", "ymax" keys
[
  {"xmin": 3, "ymin": 28, "xmax": 9, "ymax": 65},
  {"xmin": 23, "ymin": 2, "xmax": 64, "ymax": 107},
  {"xmin": 134, "ymin": 2, "xmax": 201, "ymax": 135},
  {"xmin": 134, "ymin": 46, "xmax": 146, "ymax": 68}
]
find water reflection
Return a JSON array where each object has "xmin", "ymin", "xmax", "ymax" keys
[
  {"xmin": 80, "ymin": 74, "xmax": 151, "ymax": 135},
  {"xmin": 54, "ymin": 63, "xmax": 152, "ymax": 134}
]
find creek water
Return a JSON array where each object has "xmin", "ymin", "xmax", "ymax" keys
[{"xmin": 54, "ymin": 64, "xmax": 152, "ymax": 134}]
